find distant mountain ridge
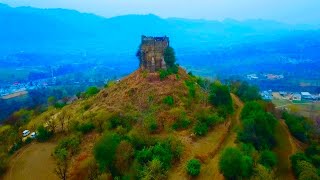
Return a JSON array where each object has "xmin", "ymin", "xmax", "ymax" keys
[{"xmin": 0, "ymin": 3, "xmax": 319, "ymax": 55}]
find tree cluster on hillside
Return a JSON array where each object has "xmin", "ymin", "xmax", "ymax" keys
[
  {"xmin": 209, "ymin": 81, "xmax": 233, "ymax": 116},
  {"xmin": 93, "ymin": 132, "xmax": 183, "ymax": 179},
  {"xmin": 282, "ymin": 111, "xmax": 314, "ymax": 143},
  {"xmin": 238, "ymin": 101, "xmax": 277, "ymax": 150},
  {"xmin": 219, "ymin": 100, "xmax": 279, "ymax": 180},
  {"xmin": 230, "ymin": 81, "xmax": 261, "ymax": 102}
]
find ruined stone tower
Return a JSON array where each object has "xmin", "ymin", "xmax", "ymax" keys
[{"xmin": 137, "ymin": 35, "xmax": 169, "ymax": 72}]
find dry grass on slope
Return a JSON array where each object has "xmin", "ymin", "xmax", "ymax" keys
[{"xmin": 92, "ymin": 68, "xmax": 190, "ymax": 113}]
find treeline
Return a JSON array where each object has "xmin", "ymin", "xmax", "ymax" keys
[
  {"xmin": 219, "ymin": 101, "xmax": 278, "ymax": 179},
  {"xmin": 216, "ymin": 80, "xmax": 281, "ymax": 179},
  {"xmin": 283, "ymin": 112, "xmax": 320, "ymax": 180}
]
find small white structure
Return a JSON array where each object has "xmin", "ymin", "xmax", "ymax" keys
[
  {"xmin": 22, "ymin": 130, "xmax": 30, "ymax": 137},
  {"xmin": 301, "ymin": 92, "xmax": 312, "ymax": 99},
  {"xmin": 292, "ymin": 93, "xmax": 301, "ymax": 101},
  {"xmin": 30, "ymin": 132, "xmax": 36, "ymax": 139}
]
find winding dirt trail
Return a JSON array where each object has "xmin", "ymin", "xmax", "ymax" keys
[
  {"xmin": 273, "ymin": 120, "xmax": 300, "ymax": 180},
  {"xmin": 167, "ymin": 94, "xmax": 244, "ymax": 179}
]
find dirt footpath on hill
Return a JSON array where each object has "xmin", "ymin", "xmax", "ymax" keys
[
  {"xmin": 3, "ymin": 142, "xmax": 58, "ymax": 180},
  {"xmin": 167, "ymin": 94, "xmax": 244, "ymax": 180}
]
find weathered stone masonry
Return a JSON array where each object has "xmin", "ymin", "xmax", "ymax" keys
[{"xmin": 137, "ymin": 35, "xmax": 169, "ymax": 72}]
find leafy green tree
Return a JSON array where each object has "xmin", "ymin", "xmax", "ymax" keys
[
  {"xmin": 259, "ymin": 150, "xmax": 278, "ymax": 169},
  {"xmin": 296, "ymin": 161, "xmax": 320, "ymax": 180},
  {"xmin": 219, "ymin": 147, "xmax": 253, "ymax": 179},
  {"xmin": 164, "ymin": 47, "xmax": 176, "ymax": 68},
  {"xmin": 194, "ymin": 122, "xmax": 208, "ymax": 136},
  {"xmin": 240, "ymin": 101, "xmax": 264, "ymax": 120},
  {"xmin": 209, "ymin": 81, "xmax": 233, "ymax": 114},
  {"xmin": 238, "ymin": 103, "xmax": 277, "ymax": 150},
  {"xmin": 172, "ymin": 117, "xmax": 191, "ymax": 130},
  {"xmin": 139, "ymin": 159, "xmax": 166, "ymax": 180},
  {"xmin": 290, "ymin": 153, "xmax": 310, "ymax": 175},
  {"xmin": 48, "ymin": 96, "xmax": 57, "ymax": 106},
  {"xmin": 94, "ymin": 133, "xmax": 121, "ymax": 175},
  {"xmin": 163, "ymin": 96, "xmax": 174, "ymax": 106},
  {"xmin": 282, "ymin": 112, "xmax": 312, "ymax": 143},
  {"xmin": 186, "ymin": 159, "xmax": 201, "ymax": 176},
  {"xmin": 85, "ymin": 87, "xmax": 100, "ymax": 98},
  {"xmin": 37, "ymin": 125, "xmax": 53, "ymax": 142},
  {"xmin": 76, "ymin": 121, "xmax": 95, "ymax": 134},
  {"xmin": 231, "ymin": 81, "xmax": 261, "ymax": 102},
  {"xmin": 251, "ymin": 164, "xmax": 275, "ymax": 180}
]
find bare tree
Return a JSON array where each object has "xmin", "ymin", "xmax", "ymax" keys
[
  {"xmin": 53, "ymin": 148, "xmax": 68, "ymax": 180},
  {"xmin": 44, "ymin": 112, "xmax": 57, "ymax": 133},
  {"xmin": 58, "ymin": 109, "xmax": 71, "ymax": 133}
]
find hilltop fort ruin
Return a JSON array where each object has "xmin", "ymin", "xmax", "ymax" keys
[{"xmin": 137, "ymin": 35, "xmax": 169, "ymax": 72}]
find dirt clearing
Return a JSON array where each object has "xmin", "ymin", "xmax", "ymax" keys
[{"xmin": 3, "ymin": 142, "xmax": 57, "ymax": 180}]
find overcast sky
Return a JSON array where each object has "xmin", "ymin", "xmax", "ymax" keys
[{"xmin": 1, "ymin": 0, "xmax": 319, "ymax": 24}]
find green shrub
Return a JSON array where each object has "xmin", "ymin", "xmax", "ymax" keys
[
  {"xmin": 164, "ymin": 47, "xmax": 176, "ymax": 67},
  {"xmin": 0, "ymin": 154, "xmax": 9, "ymax": 175},
  {"xmin": 94, "ymin": 133, "xmax": 121, "ymax": 175},
  {"xmin": 193, "ymin": 112, "xmax": 223, "ymax": 136},
  {"xmin": 85, "ymin": 86, "xmax": 100, "ymax": 98},
  {"xmin": 185, "ymin": 80, "xmax": 196, "ymax": 98},
  {"xmin": 54, "ymin": 102, "xmax": 66, "ymax": 109},
  {"xmin": 108, "ymin": 114, "xmax": 132, "ymax": 131},
  {"xmin": 238, "ymin": 103, "xmax": 277, "ymax": 150},
  {"xmin": 194, "ymin": 122, "xmax": 208, "ymax": 136},
  {"xmin": 144, "ymin": 115, "xmax": 158, "ymax": 133},
  {"xmin": 24, "ymin": 137, "xmax": 33, "ymax": 144},
  {"xmin": 37, "ymin": 125, "xmax": 53, "ymax": 142},
  {"xmin": 219, "ymin": 147, "xmax": 253, "ymax": 179},
  {"xmin": 136, "ymin": 140, "xmax": 176, "ymax": 170},
  {"xmin": 9, "ymin": 140, "xmax": 23, "ymax": 154},
  {"xmin": 290, "ymin": 153, "xmax": 310, "ymax": 175},
  {"xmin": 77, "ymin": 121, "xmax": 95, "ymax": 134},
  {"xmin": 230, "ymin": 81, "xmax": 261, "ymax": 102},
  {"xmin": 259, "ymin": 150, "xmax": 278, "ymax": 169},
  {"xmin": 197, "ymin": 112, "xmax": 223, "ymax": 127},
  {"xmin": 163, "ymin": 96, "xmax": 174, "ymax": 106},
  {"xmin": 209, "ymin": 81, "xmax": 233, "ymax": 114},
  {"xmin": 172, "ymin": 118, "xmax": 191, "ymax": 130},
  {"xmin": 282, "ymin": 112, "xmax": 311, "ymax": 143},
  {"xmin": 296, "ymin": 161, "xmax": 320, "ymax": 180},
  {"xmin": 186, "ymin": 159, "xmax": 201, "ymax": 176},
  {"xmin": 159, "ymin": 69, "xmax": 170, "ymax": 80}
]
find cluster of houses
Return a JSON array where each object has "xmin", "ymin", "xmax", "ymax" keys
[
  {"xmin": 0, "ymin": 80, "xmax": 50, "ymax": 99},
  {"xmin": 261, "ymin": 90, "xmax": 320, "ymax": 102},
  {"xmin": 247, "ymin": 73, "xmax": 284, "ymax": 80}
]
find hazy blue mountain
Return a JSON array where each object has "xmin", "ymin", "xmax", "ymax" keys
[{"xmin": 1, "ymin": 3, "xmax": 319, "ymax": 55}]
